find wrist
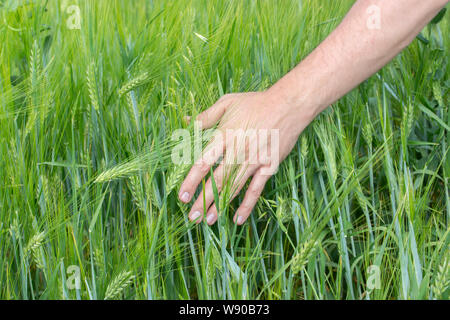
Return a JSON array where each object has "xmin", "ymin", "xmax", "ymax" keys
[{"xmin": 264, "ymin": 77, "xmax": 320, "ymax": 126}]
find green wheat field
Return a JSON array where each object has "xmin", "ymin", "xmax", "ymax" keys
[{"xmin": 0, "ymin": 0, "xmax": 449, "ymax": 300}]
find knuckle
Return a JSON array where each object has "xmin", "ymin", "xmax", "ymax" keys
[
  {"xmin": 199, "ymin": 165, "xmax": 209, "ymax": 175},
  {"xmin": 260, "ymin": 164, "xmax": 277, "ymax": 176},
  {"xmin": 196, "ymin": 159, "xmax": 210, "ymax": 174},
  {"xmin": 203, "ymin": 111, "xmax": 210, "ymax": 122},
  {"xmin": 240, "ymin": 202, "xmax": 251, "ymax": 213},
  {"xmin": 248, "ymin": 187, "xmax": 259, "ymax": 198}
]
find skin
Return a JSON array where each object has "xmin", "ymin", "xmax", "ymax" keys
[{"xmin": 178, "ymin": 0, "xmax": 449, "ymax": 226}]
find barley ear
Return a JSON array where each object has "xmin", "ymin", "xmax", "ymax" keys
[
  {"xmin": 129, "ymin": 176, "xmax": 147, "ymax": 212},
  {"xmin": 118, "ymin": 72, "xmax": 149, "ymax": 97},
  {"xmin": 25, "ymin": 231, "xmax": 46, "ymax": 269},
  {"xmin": 165, "ymin": 164, "xmax": 190, "ymax": 195},
  {"xmin": 86, "ymin": 62, "xmax": 100, "ymax": 111},
  {"xmin": 432, "ymin": 258, "xmax": 449, "ymax": 299},
  {"xmin": 25, "ymin": 40, "xmax": 43, "ymax": 136},
  {"xmin": 291, "ymin": 239, "xmax": 319, "ymax": 274},
  {"xmin": 361, "ymin": 104, "xmax": 373, "ymax": 146},
  {"xmin": 104, "ymin": 270, "xmax": 135, "ymax": 300},
  {"xmin": 25, "ymin": 231, "xmax": 45, "ymax": 256}
]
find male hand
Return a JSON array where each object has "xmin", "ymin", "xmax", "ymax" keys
[{"xmin": 178, "ymin": 91, "xmax": 314, "ymax": 225}]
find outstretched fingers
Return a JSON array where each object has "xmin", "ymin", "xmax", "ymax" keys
[
  {"xmin": 233, "ymin": 168, "xmax": 271, "ymax": 225},
  {"xmin": 178, "ymin": 96, "xmax": 234, "ymax": 203},
  {"xmin": 178, "ymin": 136, "xmax": 224, "ymax": 204},
  {"xmin": 188, "ymin": 162, "xmax": 226, "ymax": 223}
]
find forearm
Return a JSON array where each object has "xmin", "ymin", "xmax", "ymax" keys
[{"xmin": 268, "ymin": 0, "xmax": 449, "ymax": 121}]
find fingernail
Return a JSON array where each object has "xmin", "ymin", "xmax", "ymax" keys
[
  {"xmin": 206, "ymin": 213, "xmax": 215, "ymax": 225},
  {"xmin": 180, "ymin": 192, "xmax": 190, "ymax": 202},
  {"xmin": 237, "ymin": 216, "xmax": 244, "ymax": 225},
  {"xmin": 191, "ymin": 211, "xmax": 201, "ymax": 221}
]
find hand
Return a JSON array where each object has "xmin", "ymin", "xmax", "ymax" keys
[{"xmin": 178, "ymin": 90, "xmax": 314, "ymax": 225}]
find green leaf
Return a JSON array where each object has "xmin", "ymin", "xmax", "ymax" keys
[
  {"xmin": 89, "ymin": 192, "xmax": 107, "ymax": 233},
  {"xmin": 416, "ymin": 33, "xmax": 429, "ymax": 45},
  {"xmin": 430, "ymin": 8, "xmax": 447, "ymax": 25},
  {"xmin": 210, "ymin": 168, "xmax": 220, "ymax": 214},
  {"xmin": 418, "ymin": 104, "xmax": 450, "ymax": 132}
]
